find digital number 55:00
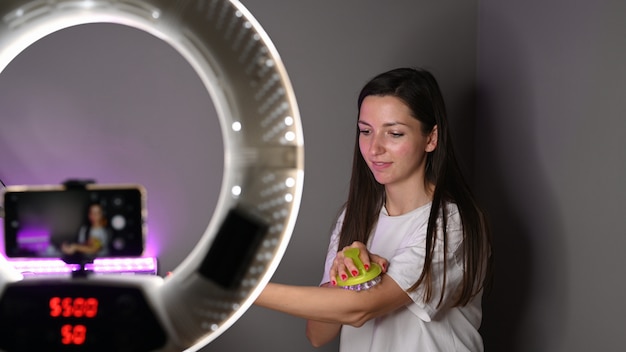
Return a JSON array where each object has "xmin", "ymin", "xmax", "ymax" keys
[{"xmin": 49, "ymin": 296, "xmax": 99, "ymax": 318}]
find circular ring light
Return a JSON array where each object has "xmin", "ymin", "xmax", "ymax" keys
[{"xmin": 0, "ymin": 0, "xmax": 303, "ymax": 351}]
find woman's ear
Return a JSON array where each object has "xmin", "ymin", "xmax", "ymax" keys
[{"xmin": 425, "ymin": 125, "xmax": 438, "ymax": 152}]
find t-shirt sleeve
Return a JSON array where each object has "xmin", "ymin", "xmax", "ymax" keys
[
  {"xmin": 320, "ymin": 212, "xmax": 344, "ymax": 285},
  {"xmin": 385, "ymin": 205, "xmax": 465, "ymax": 322}
]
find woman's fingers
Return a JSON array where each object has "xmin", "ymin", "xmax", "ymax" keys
[
  {"xmin": 329, "ymin": 241, "xmax": 389, "ymax": 286},
  {"xmin": 369, "ymin": 253, "xmax": 389, "ymax": 273},
  {"xmin": 329, "ymin": 252, "xmax": 347, "ymax": 286}
]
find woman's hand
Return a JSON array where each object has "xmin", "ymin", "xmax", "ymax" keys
[
  {"xmin": 61, "ymin": 242, "xmax": 76, "ymax": 255},
  {"xmin": 329, "ymin": 241, "xmax": 388, "ymax": 286}
]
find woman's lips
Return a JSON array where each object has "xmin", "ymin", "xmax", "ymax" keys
[{"xmin": 370, "ymin": 161, "xmax": 391, "ymax": 172}]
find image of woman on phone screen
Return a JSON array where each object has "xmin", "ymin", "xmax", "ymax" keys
[{"xmin": 62, "ymin": 202, "xmax": 110, "ymax": 257}]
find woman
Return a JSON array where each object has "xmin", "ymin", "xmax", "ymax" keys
[
  {"xmin": 255, "ymin": 67, "xmax": 492, "ymax": 351},
  {"xmin": 62, "ymin": 202, "xmax": 110, "ymax": 257}
]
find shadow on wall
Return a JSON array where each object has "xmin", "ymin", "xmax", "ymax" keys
[
  {"xmin": 476, "ymin": 120, "xmax": 534, "ymax": 352},
  {"xmin": 475, "ymin": 15, "xmax": 567, "ymax": 352}
]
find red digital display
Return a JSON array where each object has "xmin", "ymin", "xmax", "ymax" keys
[
  {"xmin": 0, "ymin": 283, "xmax": 167, "ymax": 351},
  {"xmin": 49, "ymin": 297, "xmax": 99, "ymax": 345},
  {"xmin": 49, "ymin": 297, "xmax": 99, "ymax": 318},
  {"xmin": 61, "ymin": 324, "xmax": 87, "ymax": 345}
]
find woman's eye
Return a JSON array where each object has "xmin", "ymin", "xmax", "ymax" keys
[
  {"xmin": 390, "ymin": 132, "xmax": 404, "ymax": 137},
  {"xmin": 359, "ymin": 129, "xmax": 371, "ymax": 135}
]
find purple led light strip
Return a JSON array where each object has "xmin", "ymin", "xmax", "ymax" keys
[{"xmin": 7, "ymin": 257, "xmax": 158, "ymax": 275}]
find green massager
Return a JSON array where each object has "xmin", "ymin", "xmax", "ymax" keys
[{"xmin": 336, "ymin": 248, "xmax": 383, "ymax": 291}]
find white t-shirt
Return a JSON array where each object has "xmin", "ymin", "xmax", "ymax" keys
[
  {"xmin": 88, "ymin": 227, "xmax": 109, "ymax": 256},
  {"xmin": 321, "ymin": 202, "xmax": 484, "ymax": 352},
  {"xmin": 77, "ymin": 226, "xmax": 109, "ymax": 256}
]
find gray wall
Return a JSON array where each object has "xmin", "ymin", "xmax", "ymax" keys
[
  {"xmin": 1, "ymin": 0, "xmax": 624, "ymax": 351},
  {"xmin": 476, "ymin": 1, "xmax": 626, "ymax": 351},
  {"xmin": 0, "ymin": 23, "xmax": 223, "ymax": 273}
]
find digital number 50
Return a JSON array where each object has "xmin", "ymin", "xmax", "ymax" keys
[{"xmin": 61, "ymin": 324, "xmax": 87, "ymax": 345}]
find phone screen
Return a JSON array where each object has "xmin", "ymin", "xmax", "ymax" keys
[{"xmin": 2, "ymin": 185, "xmax": 145, "ymax": 258}]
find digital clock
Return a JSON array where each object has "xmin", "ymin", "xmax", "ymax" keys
[{"xmin": 0, "ymin": 278, "xmax": 166, "ymax": 352}]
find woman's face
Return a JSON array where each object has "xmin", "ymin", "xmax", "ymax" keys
[
  {"xmin": 88, "ymin": 204, "xmax": 105, "ymax": 225},
  {"xmin": 358, "ymin": 95, "xmax": 437, "ymax": 190}
]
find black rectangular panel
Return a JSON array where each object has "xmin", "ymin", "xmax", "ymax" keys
[{"xmin": 198, "ymin": 208, "xmax": 269, "ymax": 289}]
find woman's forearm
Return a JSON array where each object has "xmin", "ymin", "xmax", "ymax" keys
[
  {"xmin": 255, "ymin": 277, "xmax": 411, "ymax": 327},
  {"xmin": 255, "ymin": 282, "xmax": 363, "ymax": 325},
  {"xmin": 304, "ymin": 282, "xmax": 341, "ymax": 347},
  {"xmin": 306, "ymin": 319, "xmax": 341, "ymax": 347}
]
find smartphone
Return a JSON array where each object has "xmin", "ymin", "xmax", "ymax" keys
[{"xmin": 2, "ymin": 183, "xmax": 145, "ymax": 258}]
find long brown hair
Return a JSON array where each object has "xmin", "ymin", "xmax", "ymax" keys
[{"xmin": 338, "ymin": 68, "xmax": 492, "ymax": 307}]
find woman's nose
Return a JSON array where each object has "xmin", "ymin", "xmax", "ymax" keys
[{"xmin": 368, "ymin": 135, "xmax": 384, "ymax": 155}]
